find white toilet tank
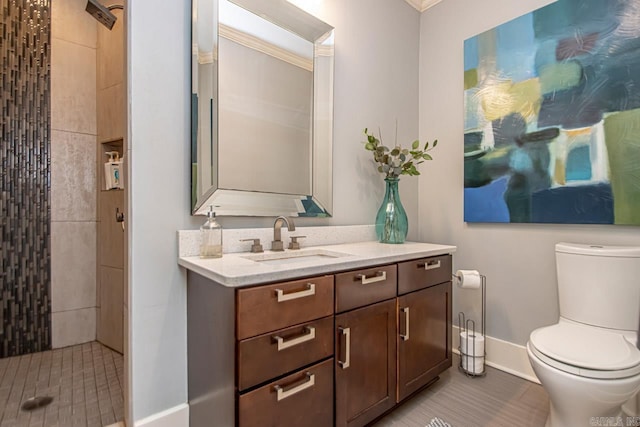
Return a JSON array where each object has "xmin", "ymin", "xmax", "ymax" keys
[{"xmin": 556, "ymin": 242, "xmax": 640, "ymax": 332}]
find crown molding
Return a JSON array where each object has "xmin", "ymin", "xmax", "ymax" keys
[
  {"xmin": 405, "ymin": 0, "xmax": 443, "ymax": 12},
  {"xmin": 219, "ymin": 23, "xmax": 313, "ymax": 71}
]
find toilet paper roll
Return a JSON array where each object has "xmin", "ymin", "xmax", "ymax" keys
[
  {"xmin": 462, "ymin": 355, "xmax": 484, "ymax": 373},
  {"xmin": 461, "ymin": 354, "xmax": 485, "ymax": 374},
  {"xmin": 455, "ymin": 270, "xmax": 481, "ymax": 289},
  {"xmin": 460, "ymin": 331, "xmax": 485, "ymax": 356}
]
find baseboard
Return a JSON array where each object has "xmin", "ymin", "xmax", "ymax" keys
[
  {"xmin": 452, "ymin": 326, "xmax": 540, "ymax": 384},
  {"xmin": 134, "ymin": 403, "xmax": 189, "ymax": 427}
]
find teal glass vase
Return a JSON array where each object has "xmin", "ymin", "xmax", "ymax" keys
[{"xmin": 375, "ymin": 177, "xmax": 408, "ymax": 244}]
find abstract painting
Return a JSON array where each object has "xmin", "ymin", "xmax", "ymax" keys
[{"xmin": 464, "ymin": 0, "xmax": 640, "ymax": 224}]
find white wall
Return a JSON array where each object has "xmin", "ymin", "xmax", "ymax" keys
[
  {"xmin": 128, "ymin": 1, "xmax": 191, "ymax": 422},
  {"xmin": 418, "ymin": 0, "xmax": 640, "ymax": 345},
  {"xmin": 326, "ymin": 0, "xmax": 421, "ymax": 239},
  {"xmin": 127, "ymin": 0, "xmax": 420, "ymax": 421}
]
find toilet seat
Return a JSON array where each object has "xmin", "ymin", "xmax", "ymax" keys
[{"xmin": 529, "ymin": 320, "xmax": 640, "ymax": 380}]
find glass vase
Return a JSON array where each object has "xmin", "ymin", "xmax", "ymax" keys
[{"xmin": 375, "ymin": 177, "xmax": 408, "ymax": 244}]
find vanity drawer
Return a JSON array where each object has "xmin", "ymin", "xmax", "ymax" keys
[
  {"xmin": 237, "ymin": 275, "xmax": 334, "ymax": 340},
  {"xmin": 238, "ymin": 358, "xmax": 334, "ymax": 427},
  {"xmin": 237, "ymin": 316, "xmax": 334, "ymax": 391},
  {"xmin": 397, "ymin": 254, "xmax": 452, "ymax": 295},
  {"xmin": 335, "ymin": 264, "xmax": 397, "ymax": 313}
]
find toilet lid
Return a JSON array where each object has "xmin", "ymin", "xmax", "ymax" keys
[{"xmin": 530, "ymin": 321, "xmax": 640, "ymax": 374}]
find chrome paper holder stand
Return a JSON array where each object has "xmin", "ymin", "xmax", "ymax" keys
[{"xmin": 457, "ymin": 274, "xmax": 486, "ymax": 377}]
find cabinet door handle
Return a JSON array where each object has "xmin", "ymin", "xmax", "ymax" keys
[
  {"xmin": 273, "ymin": 326, "xmax": 316, "ymax": 351},
  {"xmin": 418, "ymin": 260, "xmax": 441, "ymax": 270},
  {"xmin": 338, "ymin": 327, "xmax": 351, "ymax": 369},
  {"xmin": 400, "ymin": 307, "xmax": 410, "ymax": 341},
  {"xmin": 274, "ymin": 372, "xmax": 315, "ymax": 401},
  {"xmin": 275, "ymin": 283, "xmax": 315, "ymax": 302},
  {"xmin": 356, "ymin": 271, "xmax": 386, "ymax": 284}
]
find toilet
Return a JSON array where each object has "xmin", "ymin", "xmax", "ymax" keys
[{"xmin": 527, "ymin": 243, "xmax": 640, "ymax": 427}]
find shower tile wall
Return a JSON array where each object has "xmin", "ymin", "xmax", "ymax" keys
[
  {"xmin": 50, "ymin": 0, "xmax": 98, "ymax": 348},
  {"xmin": 96, "ymin": 3, "xmax": 125, "ymax": 354},
  {"xmin": 0, "ymin": 0, "xmax": 52, "ymax": 357}
]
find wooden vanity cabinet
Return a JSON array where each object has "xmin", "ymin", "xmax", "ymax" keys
[{"xmin": 186, "ymin": 253, "xmax": 453, "ymax": 427}]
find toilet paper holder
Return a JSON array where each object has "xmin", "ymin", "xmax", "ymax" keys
[{"xmin": 457, "ymin": 273, "xmax": 486, "ymax": 377}]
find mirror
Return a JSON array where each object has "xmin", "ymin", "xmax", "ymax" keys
[{"xmin": 191, "ymin": 0, "xmax": 334, "ymax": 216}]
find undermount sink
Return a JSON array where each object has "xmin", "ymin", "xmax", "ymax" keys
[{"xmin": 242, "ymin": 249, "xmax": 351, "ymax": 266}]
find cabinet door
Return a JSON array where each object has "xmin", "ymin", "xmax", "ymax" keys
[
  {"xmin": 335, "ymin": 299, "xmax": 396, "ymax": 427},
  {"xmin": 397, "ymin": 281, "xmax": 452, "ymax": 402}
]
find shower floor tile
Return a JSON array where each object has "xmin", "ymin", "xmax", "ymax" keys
[{"xmin": 0, "ymin": 342, "xmax": 124, "ymax": 427}]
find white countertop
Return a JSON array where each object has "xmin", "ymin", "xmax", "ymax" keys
[{"xmin": 178, "ymin": 241, "xmax": 456, "ymax": 287}]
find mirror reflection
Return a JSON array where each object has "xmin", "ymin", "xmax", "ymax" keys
[{"xmin": 191, "ymin": 0, "xmax": 335, "ymax": 217}]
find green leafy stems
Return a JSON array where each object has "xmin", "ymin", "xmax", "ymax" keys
[{"xmin": 363, "ymin": 128, "xmax": 438, "ymax": 178}]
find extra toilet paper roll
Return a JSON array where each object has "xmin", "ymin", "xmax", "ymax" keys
[
  {"xmin": 455, "ymin": 269, "xmax": 481, "ymax": 289},
  {"xmin": 461, "ymin": 354, "xmax": 485, "ymax": 374},
  {"xmin": 460, "ymin": 331, "xmax": 485, "ymax": 356}
]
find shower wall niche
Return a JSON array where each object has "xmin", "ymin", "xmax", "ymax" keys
[{"xmin": 0, "ymin": 0, "xmax": 52, "ymax": 357}]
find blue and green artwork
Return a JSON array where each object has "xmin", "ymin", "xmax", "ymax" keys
[{"xmin": 464, "ymin": 0, "xmax": 640, "ymax": 224}]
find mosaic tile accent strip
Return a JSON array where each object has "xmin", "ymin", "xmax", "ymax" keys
[{"xmin": 1, "ymin": 0, "xmax": 52, "ymax": 357}]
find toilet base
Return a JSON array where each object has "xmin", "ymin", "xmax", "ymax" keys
[
  {"xmin": 528, "ymin": 343, "xmax": 640, "ymax": 427},
  {"xmin": 546, "ymin": 404, "xmax": 624, "ymax": 427},
  {"xmin": 622, "ymin": 392, "xmax": 640, "ymax": 418}
]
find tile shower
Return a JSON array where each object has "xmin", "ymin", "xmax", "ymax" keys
[{"xmin": 2, "ymin": 0, "xmax": 124, "ymax": 424}]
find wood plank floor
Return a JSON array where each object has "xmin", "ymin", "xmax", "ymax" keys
[{"xmin": 374, "ymin": 355, "xmax": 549, "ymax": 427}]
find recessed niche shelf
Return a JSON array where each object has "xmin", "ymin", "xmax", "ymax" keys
[
  {"xmin": 100, "ymin": 138, "xmax": 123, "ymax": 153},
  {"xmin": 100, "ymin": 138, "xmax": 124, "ymax": 192}
]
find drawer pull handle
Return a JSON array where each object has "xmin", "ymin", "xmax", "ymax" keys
[
  {"xmin": 418, "ymin": 260, "xmax": 441, "ymax": 270},
  {"xmin": 274, "ymin": 372, "xmax": 315, "ymax": 401},
  {"xmin": 273, "ymin": 326, "xmax": 316, "ymax": 351},
  {"xmin": 275, "ymin": 283, "xmax": 315, "ymax": 302},
  {"xmin": 400, "ymin": 307, "xmax": 410, "ymax": 341},
  {"xmin": 356, "ymin": 271, "xmax": 386, "ymax": 284},
  {"xmin": 338, "ymin": 327, "xmax": 351, "ymax": 369}
]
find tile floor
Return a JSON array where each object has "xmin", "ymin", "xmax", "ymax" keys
[
  {"xmin": 0, "ymin": 342, "xmax": 124, "ymax": 427},
  {"xmin": 374, "ymin": 354, "xmax": 549, "ymax": 427},
  {"xmin": 0, "ymin": 345, "xmax": 548, "ymax": 427}
]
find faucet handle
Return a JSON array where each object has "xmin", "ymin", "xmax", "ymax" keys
[
  {"xmin": 288, "ymin": 236, "xmax": 306, "ymax": 250},
  {"xmin": 240, "ymin": 238, "xmax": 264, "ymax": 253}
]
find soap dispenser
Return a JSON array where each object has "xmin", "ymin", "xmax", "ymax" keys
[
  {"xmin": 104, "ymin": 151, "xmax": 123, "ymax": 190},
  {"xmin": 200, "ymin": 206, "xmax": 223, "ymax": 258}
]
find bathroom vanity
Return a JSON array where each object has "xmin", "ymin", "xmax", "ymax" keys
[{"xmin": 179, "ymin": 241, "xmax": 455, "ymax": 427}]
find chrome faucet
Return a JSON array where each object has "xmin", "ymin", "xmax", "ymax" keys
[{"xmin": 271, "ymin": 216, "xmax": 295, "ymax": 251}]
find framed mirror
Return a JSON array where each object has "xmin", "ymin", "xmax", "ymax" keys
[{"xmin": 191, "ymin": 0, "xmax": 334, "ymax": 216}]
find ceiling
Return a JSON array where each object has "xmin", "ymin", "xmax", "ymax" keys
[{"xmin": 404, "ymin": 0, "xmax": 442, "ymax": 12}]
